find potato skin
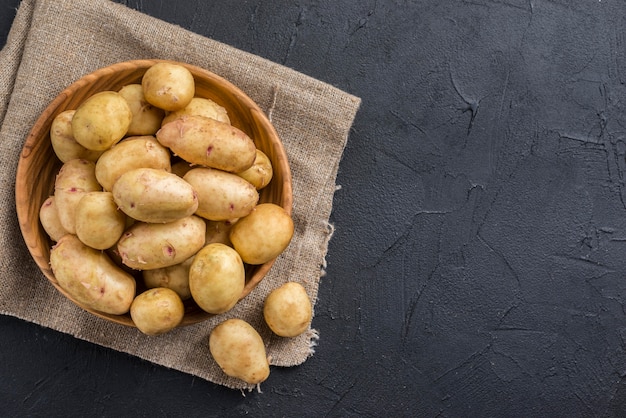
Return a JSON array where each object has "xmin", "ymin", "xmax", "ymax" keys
[
  {"xmin": 142, "ymin": 256, "xmax": 193, "ymax": 300},
  {"xmin": 71, "ymin": 91, "xmax": 133, "ymax": 151},
  {"xmin": 95, "ymin": 136, "xmax": 172, "ymax": 191},
  {"xmin": 183, "ymin": 167, "xmax": 258, "ymax": 221},
  {"xmin": 263, "ymin": 282, "xmax": 312, "ymax": 337},
  {"xmin": 118, "ymin": 84, "xmax": 165, "ymax": 136},
  {"xmin": 189, "ymin": 243, "xmax": 245, "ymax": 314},
  {"xmin": 236, "ymin": 149, "xmax": 273, "ymax": 190},
  {"xmin": 50, "ymin": 110, "xmax": 103, "ymax": 163},
  {"xmin": 117, "ymin": 215, "xmax": 206, "ymax": 270},
  {"xmin": 39, "ymin": 196, "xmax": 69, "ymax": 242},
  {"xmin": 229, "ymin": 203, "xmax": 294, "ymax": 265},
  {"xmin": 209, "ymin": 318, "xmax": 270, "ymax": 385},
  {"xmin": 54, "ymin": 159, "xmax": 101, "ymax": 234},
  {"xmin": 130, "ymin": 287, "xmax": 185, "ymax": 335},
  {"xmin": 142, "ymin": 62, "xmax": 195, "ymax": 111},
  {"xmin": 50, "ymin": 234, "xmax": 136, "ymax": 315},
  {"xmin": 156, "ymin": 115, "xmax": 256, "ymax": 173},
  {"xmin": 75, "ymin": 191, "xmax": 126, "ymax": 250},
  {"xmin": 161, "ymin": 97, "xmax": 230, "ymax": 126},
  {"xmin": 112, "ymin": 168, "xmax": 198, "ymax": 223}
]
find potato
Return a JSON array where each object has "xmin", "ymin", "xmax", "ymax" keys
[
  {"xmin": 50, "ymin": 234, "xmax": 136, "ymax": 315},
  {"xmin": 263, "ymin": 282, "xmax": 312, "ymax": 337},
  {"xmin": 236, "ymin": 149, "xmax": 273, "ymax": 190},
  {"xmin": 50, "ymin": 110, "xmax": 103, "ymax": 163},
  {"xmin": 156, "ymin": 115, "xmax": 256, "ymax": 173},
  {"xmin": 117, "ymin": 215, "xmax": 206, "ymax": 270},
  {"xmin": 118, "ymin": 84, "xmax": 165, "ymax": 136},
  {"xmin": 130, "ymin": 287, "xmax": 185, "ymax": 335},
  {"xmin": 39, "ymin": 196, "xmax": 69, "ymax": 242},
  {"xmin": 204, "ymin": 220, "xmax": 236, "ymax": 247},
  {"xmin": 54, "ymin": 159, "xmax": 101, "ymax": 234},
  {"xmin": 71, "ymin": 91, "xmax": 133, "ymax": 151},
  {"xmin": 229, "ymin": 203, "xmax": 294, "ymax": 265},
  {"xmin": 142, "ymin": 256, "xmax": 193, "ymax": 300},
  {"xmin": 112, "ymin": 168, "xmax": 198, "ymax": 223},
  {"xmin": 141, "ymin": 62, "xmax": 195, "ymax": 111},
  {"xmin": 183, "ymin": 167, "xmax": 258, "ymax": 221},
  {"xmin": 75, "ymin": 191, "xmax": 126, "ymax": 250},
  {"xmin": 209, "ymin": 318, "xmax": 270, "ymax": 385},
  {"xmin": 189, "ymin": 243, "xmax": 245, "ymax": 314},
  {"xmin": 161, "ymin": 97, "xmax": 230, "ymax": 126},
  {"xmin": 95, "ymin": 136, "xmax": 172, "ymax": 191}
]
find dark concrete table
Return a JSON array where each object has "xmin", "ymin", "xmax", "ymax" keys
[{"xmin": 3, "ymin": 1, "xmax": 626, "ymax": 416}]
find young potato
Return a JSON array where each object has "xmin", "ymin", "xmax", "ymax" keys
[
  {"xmin": 156, "ymin": 115, "xmax": 256, "ymax": 173},
  {"xmin": 142, "ymin": 256, "xmax": 193, "ymax": 300},
  {"xmin": 112, "ymin": 168, "xmax": 198, "ymax": 223},
  {"xmin": 183, "ymin": 167, "xmax": 258, "ymax": 221},
  {"xmin": 118, "ymin": 84, "xmax": 165, "ymax": 136},
  {"xmin": 236, "ymin": 149, "xmax": 274, "ymax": 190},
  {"xmin": 161, "ymin": 97, "xmax": 230, "ymax": 126},
  {"xmin": 95, "ymin": 136, "xmax": 172, "ymax": 191},
  {"xmin": 209, "ymin": 318, "xmax": 270, "ymax": 385},
  {"xmin": 189, "ymin": 243, "xmax": 245, "ymax": 314},
  {"xmin": 204, "ymin": 219, "xmax": 236, "ymax": 247},
  {"xmin": 71, "ymin": 91, "xmax": 133, "ymax": 151},
  {"xmin": 141, "ymin": 62, "xmax": 195, "ymax": 111},
  {"xmin": 229, "ymin": 203, "xmax": 294, "ymax": 265},
  {"xmin": 50, "ymin": 234, "xmax": 136, "ymax": 315},
  {"xmin": 75, "ymin": 191, "xmax": 126, "ymax": 250},
  {"xmin": 54, "ymin": 159, "xmax": 101, "ymax": 234},
  {"xmin": 263, "ymin": 282, "xmax": 312, "ymax": 337},
  {"xmin": 117, "ymin": 215, "xmax": 206, "ymax": 270},
  {"xmin": 39, "ymin": 196, "xmax": 69, "ymax": 242},
  {"xmin": 50, "ymin": 110, "xmax": 103, "ymax": 163},
  {"xmin": 130, "ymin": 287, "xmax": 185, "ymax": 336}
]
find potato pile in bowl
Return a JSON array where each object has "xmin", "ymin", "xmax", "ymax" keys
[{"xmin": 39, "ymin": 62, "xmax": 296, "ymax": 342}]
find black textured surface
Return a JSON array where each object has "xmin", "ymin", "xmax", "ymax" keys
[{"xmin": 4, "ymin": 1, "xmax": 626, "ymax": 416}]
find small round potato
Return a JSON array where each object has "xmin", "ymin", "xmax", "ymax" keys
[
  {"xmin": 50, "ymin": 110, "xmax": 103, "ymax": 163},
  {"xmin": 161, "ymin": 97, "xmax": 230, "ymax": 126},
  {"xmin": 189, "ymin": 243, "xmax": 245, "ymax": 314},
  {"xmin": 130, "ymin": 287, "xmax": 185, "ymax": 336},
  {"xmin": 39, "ymin": 196, "xmax": 69, "ymax": 242},
  {"xmin": 75, "ymin": 191, "xmax": 126, "ymax": 250},
  {"xmin": 142, "ymin": 256, "xmax": 193, "ymax": 300},
  {"xmin": 263, "ymin": 282, "xmax": 312, "ymax": 337},
  {"xmin": 209, "ymin": 318, "xmax": 270, "ymax": 385},
  {"xmin": 95, "ymin": 136, "xmax": 172, "ymax": 191},
  {"xmin": 236, "ymin": 149, "xmax": 274, "ymax": 190},
  {"xmin": 54, "ymin": 159, "xmax": 101, "ymax": 234},
  {"xmin": 142, "ymin": 62, "xmax": 195, "ymax": 111},
  {"xmin": 71, "ymin": 91, "xmax": 133, "ymax": 151},
  {"xmin": 229, "ymin": 203, "xmax": 294, "ymax": 265},
  {"xmin": 118, "ymin": 84, "xmax": 165, "ymax": 136}
]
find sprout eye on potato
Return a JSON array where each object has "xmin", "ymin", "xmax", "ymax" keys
[{"xmin": 40, "ymin": 61, "xmax": 303, "ymax": 371}]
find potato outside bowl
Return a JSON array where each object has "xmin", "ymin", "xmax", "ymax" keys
[{"xmin": 15, "ymin": 59, "xmax": 293, "ymax": 328}]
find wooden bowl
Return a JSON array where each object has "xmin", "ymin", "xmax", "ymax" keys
[{"xmin": 15, "ymin": 59, "xmax": 292, "ymax": 327}]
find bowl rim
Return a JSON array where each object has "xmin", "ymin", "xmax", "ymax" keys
[{"xmin": 15, "ymin": 59, "xmax": 293, "ymax": 327}]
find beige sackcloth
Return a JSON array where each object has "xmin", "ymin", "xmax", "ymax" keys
[{"xmin": 0, "ymin": 0, "xmax": 360, "ymax": 390}]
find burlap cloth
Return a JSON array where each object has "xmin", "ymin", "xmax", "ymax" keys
[{"xmin": 0, "ymin": 0, "xmax": 360, "ymax": 390}]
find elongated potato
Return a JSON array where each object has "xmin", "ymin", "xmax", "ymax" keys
[
  {"xmin": 118, "ymin": 84, "xmax": 165, "ymax": 136},
  {"xmin": 75, "ymin": 191, "xmax": 126, "ymax": 250},
  {"xmin": 50, "ymin": 110, "xmax": 103, "ymax": 163},
  {"xmin": 142, "ymin": 256, "xmax": 193, "ymax": 300},
  {"xmin": 183, "ymin": 167, "xmax": 258, "ymax": 221},
  {"xmin": 161, "ymin": 97, "xmax": 230, "ymax": 126},
  {"xmin": 95, "ymin": 136, "xmax": 172, "ymax": 191},
  {"xmin": 39, "ymin": 196, "xmax": 69, "ymax": 242},
  {"xmin": 209, "ymin": 318, "xmax": 270, "ymax": 385},
  {"xmin": 71, "ymin": 91, "xmax": 133, "ymax": 151},
  {"xmin": 189, "ymin": 243, "xmax": 245, "ymax": 314},
  {"xmin": 142, "ymin": 62, "xmax": 195, "ymax": 111},
  {"xmin": 50, "ymin": 234, "xmax": 136, "ymax": 315},
  {"xmin": 117, "ymin": 215, "xmax": 206, "ymax": 270},
  {"xmin": 54, "ymin": 159, "xmax": 101, "ymax": 234},
  {"xmin": 156, "ymin": 115, "xmax": 256, "ymax": 173},
  {"xmin": 230, "ymin": 203, "xmax": 294, "ymax": 265},
  {"xmin": 112, "ymin": 168, "xmax": 198, "ymax": 223},
  {"xmin": 236, "ymin": 149, "xmax": 273, "ymax": 190}
]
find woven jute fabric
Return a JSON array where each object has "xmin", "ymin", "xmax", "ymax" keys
[{"xmin": 0, "ymin": 0, "xmax": 360, "ymax": 390}]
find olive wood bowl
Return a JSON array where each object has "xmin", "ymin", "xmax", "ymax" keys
[{"xmin": 15, "ymin": 59, "xmax": 292, "ymax": 327}]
